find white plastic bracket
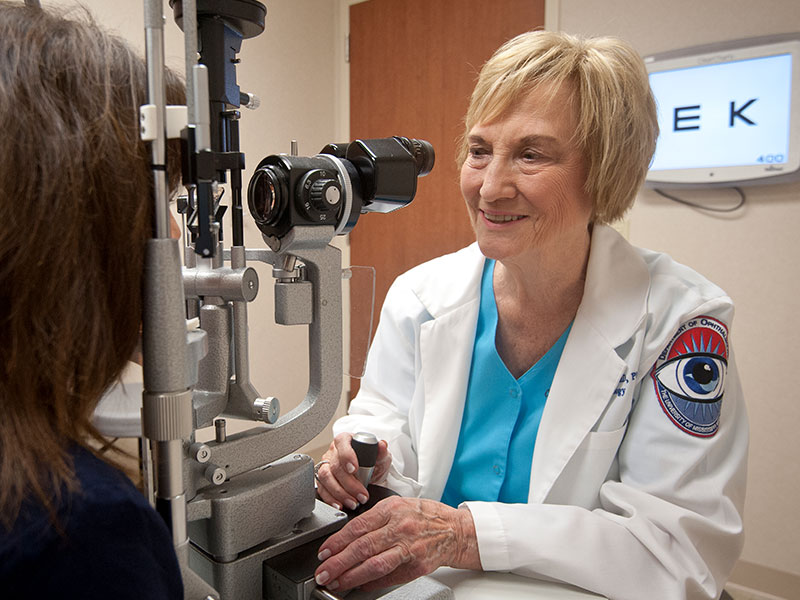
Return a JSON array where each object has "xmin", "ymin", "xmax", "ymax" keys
[{"xmin": 139, "ymin": 104, "xmax": 189, "ymax": 141}]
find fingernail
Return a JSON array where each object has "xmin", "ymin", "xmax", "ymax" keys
[
  {"xmin": 328, "ymin": 580, "xmax": 340, "ymax": 591},
  {"xmin": 346, "ymin": 463, "xmax": 356, "ymax": 474},
  {"xmin": 317, "ymin": 549, "xmax": 331, "ymax": 561},
  {"xmin": 315, "ymin": 571, "xmax": 330, "ymax": 586},
  {"xmin": 332, "ymin": 503, "xmax": 341, "ymax": 511},
  {"xmin": 345, "ymin": 498, "xmax": 358, "ymax": 510},
  {"xmin": 357, "ymin": 494, "xmax": 368, "ymax": 504}
]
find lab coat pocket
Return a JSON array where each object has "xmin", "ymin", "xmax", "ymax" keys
[
  {"xmin": 583, "ymin": 425, "xmax": 628, "ymax": 451},
  {"xmin": 546, "ymin": 425, "xmax": 627, "ymax": 509}
]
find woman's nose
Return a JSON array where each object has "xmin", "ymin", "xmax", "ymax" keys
[{"xmin": 479, "ymin": 157, "xmax": 515, "ymax": 202}]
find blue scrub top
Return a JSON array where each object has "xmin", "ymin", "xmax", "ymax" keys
[{"xmin": 441, "ymin": 259, "xmax": 571, "ymax": 507}]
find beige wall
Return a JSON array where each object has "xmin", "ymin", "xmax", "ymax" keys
[{"xmin": 551, "ymin": 0, "xmax": 800, "ymax": 588}]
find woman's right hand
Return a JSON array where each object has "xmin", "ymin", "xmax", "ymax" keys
[{"xmin": 315, "ymin": 432, "xmax": 391, "ymax": 511}]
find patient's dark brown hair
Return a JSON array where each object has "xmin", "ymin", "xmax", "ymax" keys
[{"xmin": 0, "ymin": 3, "xmax": 184, "ymax": 529}]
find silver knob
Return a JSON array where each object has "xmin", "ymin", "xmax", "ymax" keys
[
  {"xmin": 254, "ymin": 396, "xmax": 280, "ymax": 424},
  {"xmin": 205, "ymin": 464, "xmax": 226, "ymax": 486},
  {"xmin": 190, "ymin": 443, "xmax": 211, "ymax": 463}
]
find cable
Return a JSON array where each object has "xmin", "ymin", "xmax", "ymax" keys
[{"xmin": 654, "ymin": 187, "xmax": 746, "ymax": 213}]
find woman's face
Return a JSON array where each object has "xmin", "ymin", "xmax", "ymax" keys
[{"xmin": 460, "ymin": 83, "xmax": 593, "ymax": 263}]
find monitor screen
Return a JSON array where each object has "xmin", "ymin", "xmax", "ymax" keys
[{"xmin": 645, "ymin": 34, "xmax": 800, "ymax": 187}]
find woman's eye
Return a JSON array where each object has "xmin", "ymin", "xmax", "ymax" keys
[
  {"xmin": 466, "ymin": 147, "xmax": 491, "ymax": 165},
  {"xmin": 654, "ymin": 353, "xmax": 726, "ymax": 402},
  {"xmin": 520, "ymin": 148, "xmax": 543, "ymax": 161}
]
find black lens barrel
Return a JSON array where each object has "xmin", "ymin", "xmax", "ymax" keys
[{"xmin": 394, "ymin": 137, "xmax": 435, "ymax": 177}]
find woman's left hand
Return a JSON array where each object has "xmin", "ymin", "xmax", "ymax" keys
[{"xmin": 314, "ymin": 496, "xmax": 481, "ymax": 592}]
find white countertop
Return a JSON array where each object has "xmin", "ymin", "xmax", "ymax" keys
[{"xmin": 429, "ymin": 568, "xmax": 606, "ymax": 600}]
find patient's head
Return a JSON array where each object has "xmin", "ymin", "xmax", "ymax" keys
[{"xmin": 0, "ymin": 3, "xmax": 183, "ymax": 526}]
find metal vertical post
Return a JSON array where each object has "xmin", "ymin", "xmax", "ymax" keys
[{"xmin": 141, "ymin": 3, "xmax": 218, "ymax": 598}]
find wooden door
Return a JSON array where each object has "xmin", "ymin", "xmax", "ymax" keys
[{"xmin": 348, "ymin": 0, "xmax": 545, "ymax": 394}]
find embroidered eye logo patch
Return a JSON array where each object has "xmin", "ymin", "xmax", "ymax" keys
[{"xmin": 651, "ymin": 317, "xmax": 729, "ymax": 437}]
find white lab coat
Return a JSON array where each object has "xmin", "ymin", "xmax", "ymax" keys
[{"xmin": 334, "ymin": 225, "xmax": 747, "ymax": 600}]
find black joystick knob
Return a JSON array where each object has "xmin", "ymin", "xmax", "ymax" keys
[{"xmin": 351, "ymin": 432, "xmax": 378, "ymax": 487}]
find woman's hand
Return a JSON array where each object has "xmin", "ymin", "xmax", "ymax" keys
[
  {"xmin": 314, "ymin": 497, "xmax": 481, "ymax": 592},
  {"xmin": 315, "ymin": 432, "xmax": 391, "ymax": 511}
]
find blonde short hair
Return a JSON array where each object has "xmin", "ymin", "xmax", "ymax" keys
[{"xmin": 458, "ymin": 31, "xmax": 658, "ymax": 224}]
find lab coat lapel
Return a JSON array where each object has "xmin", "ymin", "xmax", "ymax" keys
[
  {"xmin": 416, "ymin": 301, "xmax": 480, "ymax": 499},
  {"xmin": 528, "ymin": 321, "xmax": 626, "ymax": 503},
  {"xmin": 528, "ymin": 225, "xmax": 649, "ymax": 504},
  {"xmin": 413, "ymin": 245, "xmax": 484, "ymax": 500}
]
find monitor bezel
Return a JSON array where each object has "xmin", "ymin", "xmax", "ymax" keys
[{"xmin": 644, "ymin": 33, "xmax": 800, "ymax": 188}]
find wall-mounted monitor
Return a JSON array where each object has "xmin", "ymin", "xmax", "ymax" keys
[{"xmin": 644, "ymin": 33, "xmax": 800, "ymax": 188}]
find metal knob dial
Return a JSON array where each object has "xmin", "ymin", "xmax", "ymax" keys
[{"xmin": 309, "ymin": 178, "xmax": 341, "ymax": 211}]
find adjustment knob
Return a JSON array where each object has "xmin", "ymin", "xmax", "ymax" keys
[
  {"xmin": 253, "ymin": 396, "xmax": 280, "ymax": 424},
  {"xmin": 309, "ymin": 178, "xmax": 342, "ymax": 211}
]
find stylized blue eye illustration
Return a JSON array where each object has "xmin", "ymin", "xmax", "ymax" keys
[
  {"xmin": 655, "ymin": 353, "xmax": 727, "ymax": 402},
  {"xmin": 652, "ymin": 319, "xmax": 729, "ymax": 437}
]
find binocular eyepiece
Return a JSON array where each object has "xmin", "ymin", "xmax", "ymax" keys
[{"xmin": 247, "ymin": 136, "xmax": 434, "ymax": 241}]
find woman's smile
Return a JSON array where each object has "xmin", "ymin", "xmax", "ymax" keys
[{"xmin": 481, "ymin": 210, "xmax": 527, "ymax": 225}]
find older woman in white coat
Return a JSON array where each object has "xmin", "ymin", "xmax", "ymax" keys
[{"xmin": 314, "ymin": 31, "xmax": 747, "ymax": 600}]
